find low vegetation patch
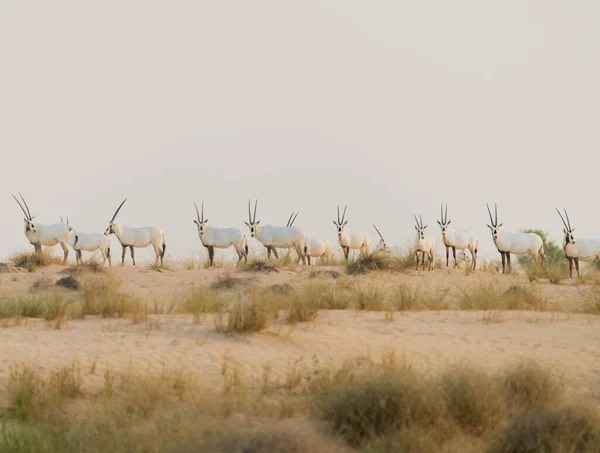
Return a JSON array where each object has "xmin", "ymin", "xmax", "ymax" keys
[
  {"xmin": 210, "ymin": 272, "xmax": 254, "ymax": 290},
  {"xmin": 458, "ymin": 282, "xmax": 546, "ymax": 311},
  {"xmin": 81, "ymin": 273, "xmax": 139, "ymax": 318},
  {"xmin": 0, "ymin": 291, "xmax": 70, "ymax": 322},
  {"xmin": 55, "ymin": 275, "xmax": 81, "ymax": 290},
  {"xmin": 9, "ymin": 251, "xmax": 63, "ymax": 272}
]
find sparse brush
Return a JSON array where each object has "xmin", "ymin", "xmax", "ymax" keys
[
  {"xmin": 346, "ymin": 252, "xmax": 392, "ymax": 275},
  {"xmin": 210, "ymin": 272, "xmax": 253, "ymax": 290},
  {"xmin": 179, "ymin": 285, "xmax": 223, "ymax": 323},
  {"xmin": 458, "ymin": 282, "xmax": 546, "ymax": 311},
  {"xmin": 146, "ymin": 260, "xmax": 173, "ymax": 272},
  {"xmin": 81, "ymin": 274, "xmax": 137, "ymax": 317},
  {"xmin": 500, "ymin": 359, "xmax": 562, "ymax": 409},
  {"xmin": 351, "ymin": 283, "xmax": 386, "ymax": 311},
  {"xmin": 525, "ymin": 258, "xmax": 568, "ymax": 284},
  {"xmin": 9, "ymin": 251, "xmax": 63, "ymax": 272},
  {"xmin": 30, "ymin": 275, "xmax": 53, "ymax": 292},
  {"xmin": 213, "ymin": 290, "xmax": 276, "ymax": 334},
  {"xmin": 55, "ymin": 276, "xmax": 81, "ymax": 290},
  {"xmin": 0, "ymin": 291, "xmax": 68, "ymax": 321},
  {"xmin": 241, "ymin": 258, "xmax": 279, "ymax": 273},
  {"xmin": 487, "ymin": 406, "xmax": 600, "ymax": 453},
  {"xmin": 439, "ymin": 362, "xmax": 504, "ymax": 434},
  {"xmin": 390, "ymin": 284, "xmax": 449, "ymax": 311},
  {"xmin": 7, "ymin": 363, "xmax": 82, "ymax": 421},
  {"xmin": 315, "ymin": 363, "xmax": 440, "ymax": 447}
]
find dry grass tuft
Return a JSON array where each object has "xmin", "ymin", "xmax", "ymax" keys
[
  {"xmin": 179, "ymin": 285, "xmax": 223, "ymax": 323},
  {"xmin": 55, "ymin": 275, "xmax": 81, "ymax": 290},
  {"xmin": 30, "ymin": 275, "xmax": 53, "ymax": 292},
  {"xmin": 213, "ymin": 290, "xmax": 277, "ymax": 334},
  {"xmin": 350, "ymin": 283, "xmax": 386, "ymax": 311},
  {"xmin": 500, "ymin": 359, "xmax": 563, "ymax": 409},
  {"xmin": 458, "ymin": 281, "xmax": 546, "ymax": 311},
  {"xmin": 0, "ymin": 291, "xmax": 71, "ymax": 323},
  {"xmin": 390, "ymin": 284, "xmax": 449, "ymax": 311},
  {"xmin": 9, "ymin": 250, "xmax": 63, "ymax": 272},
  {"xmin": 81, "ymin": 273, "xmax": 138, "ymax": 317},
  {"xmin": 210, "ymin": 272, "xmax": 254, "ymax": 290}
]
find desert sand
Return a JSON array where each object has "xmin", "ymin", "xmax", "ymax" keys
[{"xmin": 0, "ymin": 260, "xmax": 599, "ymax": 403}]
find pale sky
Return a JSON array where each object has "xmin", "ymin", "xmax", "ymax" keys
[{"xmin": 1, "ymin": 1, "xmax": 599, "ymax": 263}]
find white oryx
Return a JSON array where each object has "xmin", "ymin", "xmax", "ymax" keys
[
  {"xmin": 486, "ymin": 203, "xmax": 544, "ymax": 274},
  {"xmin": 332, "ymin": 205, "xmax": 370, "ymax": 262},
  {"xmin": 193, "ymin": 200, "xmax": 248, "ymax": 268},
  {"xmin": 63, "ymin": 217, "xmax": 112, "ymax": 267},
  {"xmin": 555, "ymin": 207, "xmax": 600, "ymax": 279},
  {"xmin": 437, "ymin": 204, "xmax": 478, "ymax": 270},
  {"xmin": 245, "ymin": 199, "xmax": 307, "ymax": 264},
  {"xmin": 104, "ymin": 198, "xmax": 166, "ymax": 267},
  {"xmin": 304, "ymin": 237, "xmax": 333, "ymax": 265},
  {"xmin": 11, "ymin": 193, "xmax": 73, "ymax": 264},
  {"xmin": 414, "ymin": 214, "xmax": 435, "ymax": 271},
  {"xmin": 372, "ymin": 224, "xmax": 390, "ymax": 254}
]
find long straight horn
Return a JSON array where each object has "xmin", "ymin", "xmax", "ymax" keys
[
  {"xmin": 248, "ymin": 199, "xmax": 252, "ymax": 223},
  {"xmin": 19, "ymin": 192, "xmax": 32, "ymax": 220},
  {"xmin": 554, "ymin": 207, "xmax": 568, "ymax": 230},
  {"xmin": 110, "ymin": 198, "xmax": 127, "ymax": 223},
  {"xmin": 495, "ymin": 203, "xmax": 498, "ymax": 225},
  {"xmin": 563, "ymin": 207, "xmax": 572, "ymax": 231},
  {"xmin": 419, "ymin": 215, "xmax": 423, "ymax": 229},
  {"xmin": 341, "ymin": 205, "xmax": 347, "ymax": 223},
  {"xmin": 287, "ymin": 212, "xmax": 295, "ymax": 227},
  {"xmin": 194, "ymin": 202, "xmax": 201, "ymax": 223},
  {"xmin": 253, "ymin": 199, "xmax": 258, "ymax": 223},
  {"xmin": 414, "ymin": 215, "xmax": 420, "ymax": 227},
  {"xmin": 445, "ymin": 204, "xmax": 448, "ymax": 223},
  {"xmin": 11, "ymin": 193, "xmax": 30, "ymax": 219},
  {"xmin": 201, "ymin": 200, "xmax": 205, "ymax": 222},
  {"xmin": 290, "ymin": 212, "xmax": 299, "ymax": 226},
  {"xmin": 373, "ymin": 224, "xmax": 384, "ymax": 240},
  {"xmin": 486, "ymin": 203, "xmax": 495, "ymax": 226},
  {"xmin": 440, "ymin": 204, "xmax": 444, "ymax": 223}
]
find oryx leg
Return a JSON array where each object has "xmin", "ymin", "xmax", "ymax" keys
[
  {"xmin": 208, "ymin": 246, "xmax": 214, "ymax": 268},
  {"xmin": 452, "ymin": 247, "xmax": 457, "ymax": 268},
  {"xmin": 506, "ymin": 253, "xmax": 511, "ymax": 273},
  {"xmin": 266, "ymin": 246, "xmax": 272, "ymax": 260},
  {"xmin": 272, "ymin": 247, "xmax": 279, "ymax": 259},
  {"xmin": 445, "ymin": 247, "xmax": 450, "ymax": 267},
  {"xmin": 107, "ymin": 246, "xmax": 112, "ymax": 267},
  {"xmin": 60, "ymin": 242, "xmax": 69, "ymax": 264},
  {"xmin": 501, "ymin": 252, "xmax": 506, "ymax": 274},
  {"xmin": 307, "ymin": 255, "xmax": 312, "ymax": 265},
  {"xmin": 575, "ymin": 258, "xmax": 580, "ymax": 279},
  {"xmin": 472, "ymin": 247, "xmax": 477, "ymax": 270},
  {"xmin": 568, "ymin": 258, "xmax": 573, "ymax": 279},
  {"xmin": 121, "ymin": 244, "xmax": 127, "ymax": 266},
  {"xmin": 415, "ymin": 251, "xmax": 419, "ymax": 271},
  {"xmin": 130, "ymin": 246, "xmax": 135, "ymax": 266},
  {"xmin": 234, "ymin": 245, "xmax": 243, "ymax": 267},
  {"xmin": 33, "ymin": 243, "xmax": 42, "ymax": 254},
  {"xmin": 76, "ymin": 250, "xmax": 82, "ymax": 266},
  {"xmin": 429, "ymin": 251, "xmax": 434, "ymax": 271},
  {"xmin": 153, "ymin": 244, "xmax": 161, "ymax": 267}
]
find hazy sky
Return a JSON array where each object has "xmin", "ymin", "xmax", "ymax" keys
[{"xmin": 1, "ymin": 1, "xmax": 599, "ymax": 263}]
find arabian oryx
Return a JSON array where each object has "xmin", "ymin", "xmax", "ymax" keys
[
  {"xmin": 304, "ymin": 236, "xmax": 333, "ymax": 265},
  {"xmin": 437, "ymin": 204, "xmax": 478, "ymax": 270},
  {"xmin": 62, "ymin": 217, "xmax": 112, "ymax": 266},
  {"xmin": 193, "ymin": 200, "xmax": 248, "ymax": 268},
  {"xmin": 372, "ymin": 225, "xmax": 390, "ymax": 254},
  {"xmin": 555, "ymin": 207, "xmax": 600, "ymax": 279},
  {"xmin": 332, "ymin": 205, "xmax": 370, "ymax": 262},
  {"xmin": 11, "ymin": 193, "xmax": 73, "ymax": 264},
  {"xmin": 245, "ymin": 199, "xmax": 307, "ymax": 264},
  {"xmin": 486, "ymin": 203, "xmax": 544, "ymax": 274},
  {"xmin": 414, "ymin": 215, "xmax": 435, "ymax": 271},
  {"xmin": 104, "ymin": 198, "xmax": 166, "ymax": 267}
]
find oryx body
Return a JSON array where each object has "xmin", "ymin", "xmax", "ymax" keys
[
  {"xmin": 486, "ymin": 203, "xmax": 544, "ymax": 274},
  {"xmin": 245, "ymin": 200, "xmax": 307, "ymax": 264},
  {"xmin": 11, "ymin": 193, "xmax": 73, "ymax": 264},
  {"xmin": 437, "ymin": 204, "xmax": 478, "ymax": 269},
  {"xmin": 70, "ymin": 232, "xmax": 112, "ymax": 266},
  {"xmin": 304, "ymin": 237, "xmax": 333, "ymax": 265},
  {"xmin": 414, "ymin": 215, "xmax": 435, "ymax": 271},
  {"xmin": 555, "ymin": 207, "xmax": 600, "ymax": 279},
  {"xmin": 332, "ymin": 205, "xmax": 370, "ymax": 262},
  {"xmin": 104, "ymin": 199, "xmax": 166, "ymax": 266},
  {"xmin": 193, "ymin": 201, "xmax": 248, "ymax": 267}
]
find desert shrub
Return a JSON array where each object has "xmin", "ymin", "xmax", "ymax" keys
[
  {"xmin": 346, "ymin": 253, "xmax": 392, "ymax": 275},
  {"xmin": 315, "ymin": 365, "xmax": 439, "ymax": 447},
  {"xmin": 390, "ymin": 285, "xmax": 449, "ymax": 311},
  {"xmin": 9, "ymin": 251, "xmax": 63, "ymax": 272},
  {"xmin": 350, "ymin": 283, "xmax": 386, "ymax": 311},
  {"xmin": 213, "ymin": 291, "xmax": 274, "ymax": 334},
  {"xmin": 487, "ymin": 406, "xmax": 600, "ymax": 453},
  {"xmin": 55, "ymin": 276, "xmax": 81, "ymax": 290},
  {"xmin": 500, "ymin": 360, "xmax": 562, "ymax": 409},
  {"xmin": 458, "ymin": 282, "xmax": 545, "ymax": 311},
  {"xmin": 0, "ymin": 292, "xmax": 66, "ymax": 321},
  {"xmin": 81, "ymin": 274, "xmax": 136, "ymax": 317},
  {"xmin": 439, "ymin": 363, "xmax": 503, "ymax": 434},
  {"xmin": 210, "ymin": 272, "xmax": 253, "ymax": 290}
]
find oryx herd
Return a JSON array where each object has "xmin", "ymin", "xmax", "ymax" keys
[{"xmin": 9, "ymin": 192, "xmax": 597, "ymax": 279}]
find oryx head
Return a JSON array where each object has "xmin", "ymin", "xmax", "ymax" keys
[
  {"xmin": 193, "ymin": 200, "xmax": 208, "ymax": 236},
  {"xmin": 333, "ymin": 204, "xmax": 348, "ymax": 238},
  {"xmin": 437, "ymin": 204, "xmax": 451, "ymax": 236},
  {"xmin": 11, "ymin": 192, "xmax": 36, "ymax": 233},
  {"xmin": 373, "ymin": 224, "xmax": 390, "ymax": 253},
  {"xmin": 286, "ymin": 211, "xmax": 299, "ymax": 228},
  {"xmin": 414, "ymin": 214, "xmax": 428, "ymax": 240},
  {"xmin": 245, "ymin": 199, "xmax": 260, "ymax": 238},
  {"xmin": 486, "ymin": 203, "xmax": 503, "ymax": 240},
  {"xmin": 105, "ymin": 198, "xmax": 127, "ymax": 236},
  {"xmin": 555, "ymin": 207, "xmax": 575, "ymax": 245}
]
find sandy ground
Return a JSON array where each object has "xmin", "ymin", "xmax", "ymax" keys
[{"xmin": 1, "ymin": 261, "xmax": 599, "ymax": 402}]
